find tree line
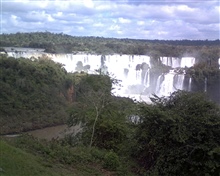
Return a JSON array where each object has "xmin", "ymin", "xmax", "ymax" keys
[{"xmin": 1, "ymin": 32, "xmax": 219, "ymax": 58}]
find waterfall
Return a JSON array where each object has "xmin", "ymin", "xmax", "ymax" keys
[
  {"xmin": 146, "ymin": 68, "xmax": 150, "ymax": 88},
  {"xmin": 171, "ymin": 57, "xmax": 181, "ymax": 68},
  {"xmin": 156, "ymin": 70, "xmax": 175, "ymax": 96},
  {"xmin": 188, "ymin": 77, "xmax": 192, "ymax": 91},
  {"xmin": 155, "ymin": 75, "xmax": 164, "ymax": 93},
  {"xmin": 52, "ymin": 54, "xmax": 102, "ymax": 73},
  {"xmin": 160, "ymin": 57, "xmax": 195, "ymax": 68},
  {"xmin": 160, "ymin": 57, "xmax": 170, "ymax": 66},
  {"xmin": 4, "ymin": 47, "xmax": 199, "ymax": 102},
  {"xmin": 160, "ymin": 57, "xmax": 181, "ymax": 68},
  {"xmin": 173, "ymin": 74, "xmax": 185, "ymax": 90},
  {"xmin": 143, "ymin": 68, "xmax": 150, "ymax": 88},
  {"xmin": 218, "ymin": 58, "xmax": 220, "ymax": 69},
  {"xmin": 7, "ymin": 51, "xmax": 43, "ymax": 59},
  {"xmin": 204, "ymin": 77, "xmax": 207, "ymax": 92},
  {"xmin": 180, "ymin": 57, "xmax": 195, "ymax": 68}
]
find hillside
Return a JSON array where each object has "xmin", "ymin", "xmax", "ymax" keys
[
  {"xmin": 0, "ymin": 140, "xmax": 71, "ymax": 176},
  {"xmin": 0, "ymin": 138, "xmax": 114, "ymax": 176},
  {"xmin": 0, "ymin": 55, "xmax": 74, "ymax": 134}
]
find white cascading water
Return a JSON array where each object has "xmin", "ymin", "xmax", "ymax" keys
[
  {"xmin": 160, "ymin": 57, "xmax": 181, "ymax": 68},
  {"xmin": 174, "ymin": 74, "xmax": 185, "ymax": 90},
  {"xmin": 181, "ymin": 57, "xmax": 195, "ymax": 68},
  {"xmin": 188, "ymin": 78, "xmax": 192, "ymax": 91},
  {"xmin": 145, "ymin": 68, "xmax": 150, "ymax": 88},
  {"xmin": 155, "ymin": 72, "xmax": 185, "ymax": 96},
  {"xmin": 160, "ymin": 56, "xmax": 195, "ymax": 68},
  {"xmin": 219, "ymin": 58, "xmax": 220, "ymax": 69},
  {"xmin": 204, "ymin": 77, "xmax": 207, "ymax": 92},
  {"xmin": 156, "ymin": 70, "xmax": 176, "ymax": 96},
  {"xmin": 5, "ymin": 47, "xmax": 197, "ymax": 102},
  {"xmin": 53, "ymin": 54, "xmax": 101, "ymax": 73},
  {"xmin": 156, "ymin": 57, "xmax": 195, "ymax": 96},
  {"xmin": 155, "ymin": 75, "xmax": 163, "ymax": 93}
]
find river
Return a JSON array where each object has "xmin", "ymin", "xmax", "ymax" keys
[{"xmin": 4, "ymin": 124, "xmax": 81, "ymax": 141}]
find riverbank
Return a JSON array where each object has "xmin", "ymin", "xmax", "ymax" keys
[
  {"xmin": 28, "ymin": 124, "xmax": 81, "ymax": 140},
  {"xmin": 2, "ymin": 124, "xmax": 81, "ymax": 141}
]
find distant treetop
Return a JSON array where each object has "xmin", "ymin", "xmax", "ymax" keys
[{"xmin": 0, "ymin": 32, "xmax": 219, "ymax": 56}]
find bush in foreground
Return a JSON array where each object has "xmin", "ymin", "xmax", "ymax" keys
[{"xmin": 133, "ymin": 91, "xmax": 220, "ymax": 175}]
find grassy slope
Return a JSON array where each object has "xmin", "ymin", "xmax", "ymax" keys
[
  {"xmin": 0, "ymin": 140, "xmax": 106, "ymax": 176},
  {"xmin": 0, "ymin": 140, "xmax": 70, "ymax": 176}
]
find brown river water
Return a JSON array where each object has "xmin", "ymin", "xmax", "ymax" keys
[{"xmin": 4, "ymin": 124, "xmax": 81, "ymax": 141}]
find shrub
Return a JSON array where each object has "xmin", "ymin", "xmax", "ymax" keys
[
  {"xmin": 133, "ymin": 91, "xmax": 220, "ymax": 175},
  {"xmin": 103, "ymin": 151, "xmax": 120, "ymax": 171}
]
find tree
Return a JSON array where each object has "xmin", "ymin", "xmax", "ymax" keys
[
  {"xmin": 133, "ymin": 91, "xmax": 220, "ymax": 175},
  {"xmin": 0, "ymin": 55, "xmax": 72, "ymax": 134},
  {"xmin": 68, "ymin": 74, "xmax": 113, "ymax": 147},
  {"xmin": 68, "ymin": 74, "xmax": 135, "ymax": 150}
]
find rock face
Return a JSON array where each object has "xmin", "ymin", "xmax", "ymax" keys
[
  {"xmin": 67, "ymin": 85, "xmax": 75, "ymax": 103},
  {"xmin": 219, "ymin": 58, "xmax": 220, "ymax": 69},
  {"xmin": 5, "ymin": 47, "xmax": 220, "ymax": 103}
]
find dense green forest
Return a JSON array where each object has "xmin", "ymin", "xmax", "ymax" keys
[
  {"xmin": 1, "ymin": 32, "xmax": 219, "ymax": 60},
  {"xmin": 0, "ymin": 55, "xmax": 74, "ymax": 134}
]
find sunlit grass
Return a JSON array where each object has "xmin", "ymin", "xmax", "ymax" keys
[
  {"xmin": 0, "ymin": 139, "xmax": 118, "ymax": 176},
  {"xmin": 0, "ymin": 140, "xmax": 87, "ymax": 176}
]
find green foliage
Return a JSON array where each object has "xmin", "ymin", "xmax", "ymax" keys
[
  {"xmin": 68, "ymin": 74, "xmax": 136, "ymax": 151},
  {"xmin": 0, "ymin": 139, "xmax": 68, "ymax": 176},
  {"xmin": 0, "ymin": 135, "xmax": 122, "ymax": 176},
  {"xmin": 4, "ymin": 135, "xmax": 134, "ymax": 176},
  {"xmin": 0, "ymin": 55, "xmax": 73, "ymax": 134},
  {"xmin": 1, "ymin": 32, "xmax": 219, "ymax": 56},
  {"xmin": 103, "ymin": 151, "xmax": 120, "ymax": 171},
  {"xmin": 94, "ymin": 117, "xmax": 127, "ymax": 150},
  {"xmin": 77, "ymin": 74, "xmax": 112, "ymax": 96},
  {"xmin": 133, "ymin": 91, "xmax": 220, "ymax": 175},
  {"xmin": 2, "ymin": 135, "xmax": 130, "ymax": 176},
  {"xmin": 8, "ymin": 135, "xmax": 98, "ymax": 165},
  {"xmin": 68, "ymin": 96, "xmax": 135, "ymax": 152},
  {"xmin": 187, "ymin": 62, "xmax": 220, "ymax": 84}
]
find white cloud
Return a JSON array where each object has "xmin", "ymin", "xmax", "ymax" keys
[
  {"xmin": 118, "ymin": 17, "xmax": 131, "ymax": 24},
  {"xmin": 78, "ymin": 26, "xmax": 84, "ymax": 31},
  {"xmin": 83, "ymin": 0, "xmax": 94, "ymax": 8},
  {"xmin": 1, "ymin": 0, "xmax": 219, "ymax": 39},
  {"xmin": 109, "ymin": 25, "xmax": 120, "ymax": 31},
  {"xmin": 93, "ymin": 22, "xmax": 104, "ymax": 27},
  {"xmin": 176, "ymin": 5, "xmax": 195, "ymax": 12},
  {"xmin": 137, "ymin": 21, "xmax": 145, "ymax": 26}
]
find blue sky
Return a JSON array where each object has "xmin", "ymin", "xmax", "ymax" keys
[{"xmin": 1, "ymin": 0, "xmax": 219, "ymax": 40}]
